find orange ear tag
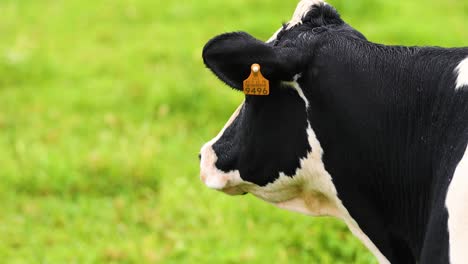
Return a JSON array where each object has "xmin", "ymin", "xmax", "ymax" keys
[{"xmin": 243, "ymin": 63, "xmax": 270, "ymax": 96}]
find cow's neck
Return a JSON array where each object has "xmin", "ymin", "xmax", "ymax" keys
[{"xmin": 305, "ymin": 40, "xmax": 468, "ymax": 262}]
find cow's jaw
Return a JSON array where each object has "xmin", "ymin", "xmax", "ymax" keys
[{"xmin": 221, "ymin": 120, "xmax": 339, "ymax": 215}]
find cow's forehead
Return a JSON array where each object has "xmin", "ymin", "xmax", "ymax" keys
[{"xmin": 267, "ymin": 0, "xmax": 325, "ymax": 43}]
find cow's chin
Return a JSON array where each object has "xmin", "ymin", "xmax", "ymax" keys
[{"xmin": 219, "ymin": 186, "xmax": 248, "ymax": 196}]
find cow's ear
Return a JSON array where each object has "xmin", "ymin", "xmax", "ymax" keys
[{"xmin": 202, "ymin": 32, "xmax": 303, "ymax": 91}]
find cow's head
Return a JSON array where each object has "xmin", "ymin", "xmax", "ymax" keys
[{"xmin": 199, "ymin": 0, "xmax": 364, "ymax": 216}]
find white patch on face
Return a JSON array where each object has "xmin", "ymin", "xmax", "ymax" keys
[
  {"xmin": 455, "ymin": 57, "xmax": 468, "ymax": 90},
  {"xmin": 287, "ymin": 0, "xmax": 324, "ymax": 30},
  {"xmin": 446, "ymin": 144, "xmax": 468, "ymax": 264},
  {"xmin": 199, "ymin": 103, "xmax": 245, "ymax": 193}
]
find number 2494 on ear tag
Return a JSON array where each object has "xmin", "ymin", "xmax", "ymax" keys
[{"xmin": 243, "ymin": 63, "xmax": 269, "ymax": 96}]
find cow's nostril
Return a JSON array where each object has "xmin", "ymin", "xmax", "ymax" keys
[{"xmin": 198, "ymin": 153, "xmax": 201, "ymax": 160}]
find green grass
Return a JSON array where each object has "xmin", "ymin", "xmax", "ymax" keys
[{"xmin": 0, "ymin": 0, "xmax": 466, "ymax": 263}]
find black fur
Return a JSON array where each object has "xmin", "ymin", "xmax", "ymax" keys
[
  {"xmin": 305, "ymin": 35, "xmax": 468, "ymax": 263},
  {"xmin": 202, "ymin": 3, "xmax": 468, "ymax": 263}
]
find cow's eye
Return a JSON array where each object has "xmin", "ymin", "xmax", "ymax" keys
[{"xmin": 273, "ymin": 24, "xmax": 289, "ymax": 45}]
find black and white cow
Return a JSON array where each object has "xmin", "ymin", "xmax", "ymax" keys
[{"xmin": 199, "ymin": 0, "xmax": 468, "ymax": 263}]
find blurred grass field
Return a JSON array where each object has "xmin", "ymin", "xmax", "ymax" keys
[{"xmin": 0, "ymin": 0, "xmax": 466, "ymax": 263}]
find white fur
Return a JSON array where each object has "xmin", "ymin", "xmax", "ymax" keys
[
  {"xmin": 446, "ymin": 145, "xmax": 468, "ymax": 264},
  {"xmin": 287, "ymin": 0, "xmax": 324, "ymax": 29},
  {"xmin": 455, "ymin": 57, "xmax": 468, "ymax": 90}
]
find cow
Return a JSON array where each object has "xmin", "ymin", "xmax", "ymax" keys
[{"xmin": 199, "ymin": 0, "xmax": 468, "ymax": 263}]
